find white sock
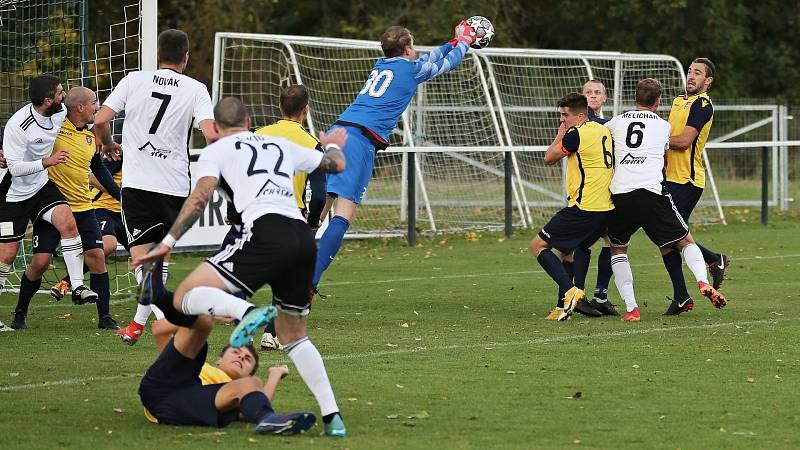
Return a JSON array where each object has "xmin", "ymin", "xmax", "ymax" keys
[
  {"xmin": 133, "ymin": 303, "xmax": 152, "ymax": 326},
  {"xmin": 0, "ymin": 261, "xmax": 10, "ymax": 288},
  {"xmin": 60, "ymin": 236, "xmax": 85, "ymax": 288},
  {"xmin": 285, "ymin": 337, "xmax": 340, "ymax": 416},
  {"xmin": 611, "ymin": 254, "xmax": 638, "ymax": 312},
  {"xmin": 151, "ymin": 305, "xmax": 165, "ymax": 321},
  {"xmin": 681, "ymin": 243, "xmax": 709, "ymax": 285},
  {"xmin": 161, "ymin": 261, "xmax": 169, "ymax": 286},
  {"xmin": 134, "ymin": 265, "xmax": 142, "ymax": 284},
  {"xmin": 180, "ymin": 286, "xmax": 253, "ymax": 319}
]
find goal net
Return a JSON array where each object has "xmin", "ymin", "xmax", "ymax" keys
[
  {"xmin": 212, "ymin": 33, "xmax": 726, "ymax": 236},
  {"xmin": 0, "ymin": 0, "xmax": 144, "ymax": 294}
]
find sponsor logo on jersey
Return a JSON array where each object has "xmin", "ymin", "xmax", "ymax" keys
[
  {"xmin": 85, "ymin": 136, "xmax": 93, "ymax": 145},
  {"xmin": 620, "ymin": 153, "xmax": 646, "ymax": 165},
  {"xmin": 257, "ymin": 179, "xmax": 293, "ymax": 198},
  {"xmin": 138, "ymin": 141, "xmax": 172, "ymax": 160},
  {"xmin": 33, "ymin": 138, "xmax": 44, "ymax": 144}
]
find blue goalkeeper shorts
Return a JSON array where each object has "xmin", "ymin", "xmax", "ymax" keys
[{"xmin": 325, "ymin": 124, "xmax": 376, "ymax": 204}]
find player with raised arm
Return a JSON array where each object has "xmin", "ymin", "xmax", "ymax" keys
[
  {"xmin": 10, "ymin": 87, "xmax": 122, "ymax": 330},
  {"xmin": 134, "ymin": 97, "xmax": 350, "ymax": 437},
  {"xmin": 91, "ymin": 28, "xmax": 217, "ymax": 299},
  {"xmin": 255, "ymin": 84, "xmax": 326, "ymax": 350},
  {"xmin": 662, "ymin": 57, "xmax": 729, "ymax": 315},
  {"xmin": 0, "ymin": 75, "xmax": 98, "ymax": 307},
  {"xmin": 311, "ymin": 22, "xmax": 477, "ymax": 293},
  {"xmin": 604, "ymin": 78, "xmax": 727, "ymax": 321},
  {"xmin": 530, "ymin": 93, "xmax": 614, "ymax": 321}
]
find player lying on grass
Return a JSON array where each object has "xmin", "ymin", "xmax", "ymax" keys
[
  {"xmin": 139, "ymin": 312, "xmax": 315, "ymax": 434},
  {"xmin": 603, "ymin": 78, "xmax": 727, "ymax": 321},
  {"xmin": 311, "ymin": 21, "xmax": 477, "ymax": 294},
  {"xmin": 530, "ymin": 93, "xmax": 614, "ymax": 321},
  {"xmin": 134, "ymin": 97, "xmax": 349, "ymax": 436}
]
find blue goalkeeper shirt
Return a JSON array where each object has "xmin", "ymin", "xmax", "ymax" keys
[{"xmin": 337, "ymin": 41, "xmax": 470, "ymax": 141}]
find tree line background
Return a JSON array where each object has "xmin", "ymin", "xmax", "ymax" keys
[{"xmin": 84, "ymin": 0, "xmax": 800, "ymax": 104}]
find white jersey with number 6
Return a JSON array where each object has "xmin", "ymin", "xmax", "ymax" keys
[
  {"xmin": 102, "ymin": 69, "xmax": 214, "ymax": 197},
  {"xmin": 195, "ymin": 131, "xmax": 323, "ymax": 224},
  {"xmin": 604, "ymin": 110, "xmax": 672, "ymax": 195}
]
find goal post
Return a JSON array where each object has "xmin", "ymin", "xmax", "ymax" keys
[
  {"xmin": 0, "ymin": 0, "xmax": 155, "ymax": 294},
  {"xmin": 212, "ymin": 33, "xmax": 726, "ymax": 236}
]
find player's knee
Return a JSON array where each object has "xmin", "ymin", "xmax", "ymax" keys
[
  {"xmin": 85, "ymin": 249, "xmax": 106, "ymax": 272},
  {"xmin": 102, "ymin": 237, "xmax": 118, "ymax": 256},
  {"xmin": 0, "ymin": 244, "xmax": 18, "ymax": 263},
  {"xmin": 27, "ymin": 255, "xmax": 51, "ymax": 278},
  {"xmin": 530, "ymin": 236, "xmax": 547, "ymax": 256}
]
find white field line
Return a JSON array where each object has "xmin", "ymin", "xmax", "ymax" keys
[
  {"xmin": 320, "ymin": 253, "xmax": 800, "ymax": 287},
  {"xmin": 1, "ymin": 316, "xmax": 796, "ymax": 392},
  {"xmin": 1, "ymin": 252, "xmax": 799, "ymax": 309}
]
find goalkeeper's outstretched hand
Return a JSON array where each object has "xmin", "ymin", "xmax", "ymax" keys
[{"xmin": 451, "ymin": 20, "xmax": 476, "ymax": 46}]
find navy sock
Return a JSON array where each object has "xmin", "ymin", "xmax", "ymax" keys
[
  {"xmin": 572, "ymin": 248, "xmax": 591, "ymax": 291},
  {"xmin": 662, "ymin": 251, "xmax": 690, "ymax": 301},
  {"xmin": 265, "ymin": 320, "xmax": 276, "ymax": 336},
  {"xmin": 239, "ymin": 391, "xmax": 274, "ymax": 423},
  {"xmin": 537, "ymin": 249, "xmax": 574, "ymax": 296},
  {"xmin": 90, "ymin": 272, "xmax": 111, "ymax": 316},
  {"xmin": 697, "ymin": 243, "xmax": 720, "ymax": 265},
  {"xmin": 312, "ymin": 215, "xmax": 350, "ymax": 286},
  {"xmin": 555, "ymin": 259, "xmax": 575, "ymax": 307},
  {"xmin": 594, "ymin": 246, "xmax": 612, "ymax": 299},
  {"xmin": 15, "ymin": 273, "xmax": 42, "ymax": 316},
  {"xmin": 151, "ymin": 261, "xmax": 197, "ymax": 328}
]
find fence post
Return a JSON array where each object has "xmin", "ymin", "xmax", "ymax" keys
[
  {"xmin": 504, "ymin": 151, "xmax": 513, "ymax": 238},
  {"xmin": 407, "ymin": 151, "xmax": 417, "ymax": 246},
  {"xmin": 761, "ymin": 147, "xmax": 769, "ymax": 226}
]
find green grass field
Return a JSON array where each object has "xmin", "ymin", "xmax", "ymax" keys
[{"xmin": 1, "ymin": 209, "xmax": 799, "ymax": 449}]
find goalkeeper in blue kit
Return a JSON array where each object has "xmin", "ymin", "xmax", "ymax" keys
[{"xmin": 312, "ymin": 22, "xmax": 478, "ymax": 289}]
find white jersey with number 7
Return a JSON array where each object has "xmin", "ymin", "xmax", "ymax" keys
[{"xmin": 102, "ymin": 69, "xmax": 214, "ymax": 197}]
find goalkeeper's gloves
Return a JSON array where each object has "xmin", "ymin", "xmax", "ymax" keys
[{"xmin": 450, "ymin": 20, "xmax": 476, "ymax": 47}]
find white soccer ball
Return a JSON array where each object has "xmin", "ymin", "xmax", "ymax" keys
[{"xmin": 466, "ymin": 16, "xmax": 494, "ymax": 49}]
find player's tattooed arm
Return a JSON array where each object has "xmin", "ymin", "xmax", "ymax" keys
[
  {"xmin": 317, "ymin": 128, "xmax": 348, "ymax": 173},
  {"xmin": 167, "ymin": 176, "xmax": 218, "ymax": 240}
]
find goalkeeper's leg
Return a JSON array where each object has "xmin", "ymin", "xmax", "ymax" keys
[{"xmin": 312, "ymin": 199, "xmax": 355, "ymax": 287}]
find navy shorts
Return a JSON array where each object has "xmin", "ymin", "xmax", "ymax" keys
[
  {"xmin": 325, "ymin": 125, "xmax": 376, "ymax": 204},
  {"xmin": 139, "ymin": 339, "xmax": 238, "ymax": 428},
  {"xmin": 95, "ymin": 208, "xmax": 129, "ymax": 250},
  {"xmin": 663, "ymin": 181, "xmax": 703, "ymax": 222},
  {"xmin": 32, "ymin": 209, "xmax": 104, "ymax": 254},
  {"xmin": 538, "ymin": 206, "xmax": 610, "ymax": 254}
]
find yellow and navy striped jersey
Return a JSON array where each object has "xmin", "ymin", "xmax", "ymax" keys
[
  {"xmin": 91, "ymin": 161, "xmax": 122, "ymax": 213},
  {"xmin": 666, "ymin": 92, "xmax": 714, "ymax": 188},
  {"xmin": 560, "ymin": 121, "xmax": 614, "ymax": 212},
  {"xmin": 48, "ymin": 118, "xmax": 96, "ymax": 212},
  {"xmin": 143, "ymin": 363, "xmax": 232, "ymax": 424},
  {"xmin": 254, "ymin": 119, "xmax": 322, "ymax": 211}
]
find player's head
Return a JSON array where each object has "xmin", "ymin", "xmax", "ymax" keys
[
  {"xmin": 687, "ymin": 57, "xmax": 715, "ymax": 95},
  {"xmin": 635, "ymin": 78, "xmax": 662, "ymax": 110},
  {"xmin": 64, "ymin": 86, "xmax": 99, "ymax": 126},
  {"xmin": 217, "ymin": 343, "xmax": 259, "ymax": 379},
  {"xmin": 381, "ymin": 26, "xmax": 414, "ymax": 59},
  {"xmin": 279, "ymin": 84, "xmax": 310, "ymax": 122},
  {"xmin": 29, "ymin": 74, "xmax": 65, "ymax": 116},
  {"xmin": 556, "ymin": 93, "xmax": 588, "ymax": 128},
  {"xmin": 581, "ymin": 80, "xmax": 607, "ymax": 114},
  {"xmin": 157, "ymin": 29, "xmax": 190, "ymax": 70},
  {"xmin": 213, "ymin": 96, "xmax": 251, "ymax": 135}
]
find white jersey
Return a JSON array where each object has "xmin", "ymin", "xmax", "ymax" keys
[
  {"xmin": 195, "ymin": 131, "xmax": 323, "ymax": 224},
  {"xmin": 103, "ymin": 69, "xmax": 214, "ymax": 197},
  {"xmin": 0, "ymin": 104, "xmax": 67, "ymax": 201},
  {"xmin": 605, "ymin": 110, "xmax": 672, "ymax": 195}
]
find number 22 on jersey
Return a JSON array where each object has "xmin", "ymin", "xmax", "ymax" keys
[{"xmin": 359, "ymin": 69, "xmax": 394, "ymax": 97}]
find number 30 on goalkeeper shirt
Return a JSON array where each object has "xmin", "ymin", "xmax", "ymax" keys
[{"xmin": 359, "ymin": 70, "xmax": 394, "ymax": 97}]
